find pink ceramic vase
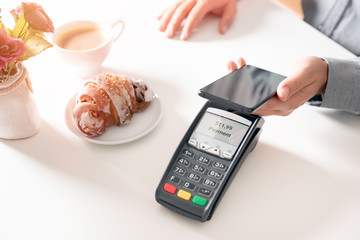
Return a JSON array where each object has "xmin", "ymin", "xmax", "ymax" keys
[{"xmin": 0, "ymin": 62, "xmax": 41, "ymax": 139}]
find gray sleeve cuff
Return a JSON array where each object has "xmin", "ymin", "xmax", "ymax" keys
[{"xmin": 320, "ymin": 57, "xmax": 360, "ymax": 114}]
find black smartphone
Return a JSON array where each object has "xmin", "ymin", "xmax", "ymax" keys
[
  {"xmin": 199, "ymin": 65, "xmax": 286, "ymax": 113},
  {"xmin": 155, "ymin": 101, "xmax": 264, "ymax": 221}
]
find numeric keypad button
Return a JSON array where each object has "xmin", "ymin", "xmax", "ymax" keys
[
  {"xmin": 183, "ymin": 181, "xmax": 196, "ymax": 191},
  {"xmin": 169, "ymin": 175, "xmax": 181, "ymax": 185},
  {"xmin": 212, "ymin": 161, "xmax": 227, "ymax": 171},
  {"xmin": 187, "ymin": 173, "xmax": 201, "ymax": 182},
  {"xmin": 173, "ymin": 166, "xmax": 186, "ymax": 176},
  {"xmin": 208, "ymin": 170, "xmax": 222, "ymax": 180},
  {"xmin": 198, "ymin": 188, "xmax": 212, "ymax": 197},
  {"xmin": 197, "ymin": 155, "xmax": 211, "ymax": 165},
  {"xmin": 192, "ymin": 164, "xmax": 206, "ymax": 174},
  {"xmin": 182, "ymin": 149, "xmax": 195, "ymax": 159},
  {"xmin": 203, "ymin": 178, "xmax": 217, "ymax": 188},
  {"xmin": 177, "ymin": 158, "xmax": 190, "ymax": 167}
]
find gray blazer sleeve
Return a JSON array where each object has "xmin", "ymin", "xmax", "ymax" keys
[
  {"xmin": 321, "ymin": 57, "xmax": 360, "ymax": 114},
  {"xmin": 302, "ymin": 0, "xmax": 359, "ymax": 114}
]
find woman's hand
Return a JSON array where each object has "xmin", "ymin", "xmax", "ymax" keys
[
  {"xmin": 158, "ymin": 0, "xmax": 237, "ymax": 40},
  {"xmin": 227, "ymin": 56, "xmax": 328, "ymax": 116}
]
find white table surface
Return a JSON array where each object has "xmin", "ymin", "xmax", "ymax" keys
[{"xmin": 1, "ymin": 0, "xmax": 359, "ymax": 239}]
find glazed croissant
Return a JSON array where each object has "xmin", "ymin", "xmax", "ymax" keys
[{"xmin": 72, "ymin": 72, "xmax": 153, "ymax": 137}]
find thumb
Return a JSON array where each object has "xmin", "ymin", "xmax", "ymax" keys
[{"xmin": 277, "ymin": 76, "xmax": 302, "ymax": 101}]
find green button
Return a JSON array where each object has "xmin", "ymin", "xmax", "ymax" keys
[{"xmin": 192, "ymin": 196, "xmax": 207, "ymax": 206}]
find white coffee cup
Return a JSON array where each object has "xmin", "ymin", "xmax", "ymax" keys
[{"xmin": 52, "ymin": 19, "xmax": 124, "ymax": 78}]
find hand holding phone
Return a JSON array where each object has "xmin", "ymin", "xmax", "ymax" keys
[{"xmin": 199, "ymin": 65, "xmax": 286, "ymax": 114}]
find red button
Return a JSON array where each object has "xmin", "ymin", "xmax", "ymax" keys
[{"xmin": 164, "ymin": 183, "xmax": 177, "ymax": 194}]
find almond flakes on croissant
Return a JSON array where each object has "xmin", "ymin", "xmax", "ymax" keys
[{"xmin": 72, "ymin": 72, "xmax": 153, "ymax": 137}]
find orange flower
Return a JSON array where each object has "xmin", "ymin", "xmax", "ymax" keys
[
  {"xmin": 0, "ymin": 28, "xmax": 26, "ymax": 69},
  {"xmin": 17, "ymin": 2, "xmax": 54, "ymax": 33}
]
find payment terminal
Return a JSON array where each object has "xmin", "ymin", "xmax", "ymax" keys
[{"xmin": 155, "ymin": 65, "xmax": 283, "ymax": 221}]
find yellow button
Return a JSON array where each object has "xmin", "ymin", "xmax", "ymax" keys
[{"xmin": 177, "ymin": 189, "xmax": 191, "ymax": 200}]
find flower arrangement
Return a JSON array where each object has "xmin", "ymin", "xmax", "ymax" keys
[{"xmin": 0, "ymin": 2, "xmax": 54, "ymax": 83}]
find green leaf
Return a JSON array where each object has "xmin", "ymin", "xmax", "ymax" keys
[{"xmin": 18, "ymin": 35, "xmax": 53, "ymax": 61}]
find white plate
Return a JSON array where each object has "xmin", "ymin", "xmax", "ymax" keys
[{"xmin": 65, "ymin": 93, "xmax": 162, "ymax": 145}]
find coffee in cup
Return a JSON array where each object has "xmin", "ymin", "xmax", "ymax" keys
[
  {"xmin": 53, "ymin": 20, "xmax": 124, "ymax": 78},
  {"xmin": 56, "ymin": 27, "xmax": 108, "ymax": 51}
]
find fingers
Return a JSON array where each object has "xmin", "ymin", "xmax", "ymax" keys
[
  {"xmin": 227, "ymin": 61, "xmax": 238, "ymax": 72},
  {"xmin": 167, "ymin": 1, "xmax": 198, "ymax": 38},
  {"xmin": 219, "ymin": 0, "xmax": 237, "ymax": 34},
  {"xmin": 158, "ymin": 2, "xmax": 182, "ymax": 32},
  {"xmin": 252, "ymin": 56, "xmax": 329, "ymax": 117},
  {"xmin": 277, "ymin": 56, "xmax": 328, "ymax": 102},
  {"xmin": 254, "ymin": 81, "xmax": 312, "ymax": 116},
  {"xmin": 158, "ymin": 0, "xmax": 197, "ymax": 39},
  {"xmin": 227, "ymin": 57, "xmax": 246, "ymax": 72},
  {"xmin": 253, "ymin": 96, "xmax": 302, "ymax": 116},
  {"xmin": 159, "ymin": 0, "xmax": 238, "ymax": 40},
  {"xmin": 180, "ymin": 2, "xmax": 209, "ymax": 40},
  {"xmin": 237, "ymin": 57, "xmax": 246, "ymax": 68}
]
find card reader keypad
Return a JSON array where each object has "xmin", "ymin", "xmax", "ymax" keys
[{"xmin": 163, "ymin": 146, "xmax": 230, "ymax": 207}]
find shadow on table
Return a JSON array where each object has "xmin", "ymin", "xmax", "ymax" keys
[
  {"xmin": 1, "ymin": 66, "xmax": 188, "ymax": 199},
  {"xmin": 156, "ymin": 141, "xmax": 348, "ymax": 240},
  {"xmin": 2, "ymin": 119, "xmax": 349, "ymax": 239}
]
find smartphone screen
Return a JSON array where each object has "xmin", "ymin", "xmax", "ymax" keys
[{"xmin": 199, "ymin": 65, "xmax": 286, "ymax": 113}]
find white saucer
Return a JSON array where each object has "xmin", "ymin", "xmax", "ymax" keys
[{"xmin": 65, "ymin": 93, "xmax": 162, "ymax": 145}]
